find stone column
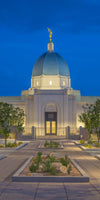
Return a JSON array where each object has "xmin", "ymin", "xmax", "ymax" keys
[
  {"xmin": 66, "ymin": 126, "xmax": 70, "ymax": 139},
  {"xmin": 32, "ymin": 126, "xmax": 36, "ymax": 139}
]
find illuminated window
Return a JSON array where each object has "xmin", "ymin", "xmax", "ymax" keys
[
  {"xmin": 63, "ymin": 81, "xmax": 65, "ymax": 86},
  {"xmin": 49, "ymin": 81, "xmax": 52, "ymax": 85}
]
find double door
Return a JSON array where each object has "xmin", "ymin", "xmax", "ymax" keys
[{"xmin": 45, "ymin": 112, "xmax": 57, "ymax": 135}]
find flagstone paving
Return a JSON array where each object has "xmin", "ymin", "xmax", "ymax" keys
[{"xmin": 0, "ymin": 140, "xmax": 100, "ymax": 199}]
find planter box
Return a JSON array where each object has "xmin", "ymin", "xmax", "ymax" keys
[
  {"xmin": 12, "ymin": 156, "xmax": 89, "ymax": 183},
  {"xmin": 38, "ymin": 141, "xmax": 64, "ymax": 149}
]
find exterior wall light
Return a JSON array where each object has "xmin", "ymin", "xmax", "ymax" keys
[{"xmin": 49, "ymin": 80, "xmax": 52, "ymax": 85}]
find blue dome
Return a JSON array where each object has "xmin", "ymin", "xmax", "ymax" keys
[{"xmin": 32, "ymin": 51, "xmax": 70, "ymax": 76}]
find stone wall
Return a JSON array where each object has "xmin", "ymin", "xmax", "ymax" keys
[
  {"xmin": 80, "ymin": 126, "xmax": 89, "ymax": 140},
  {"xmin": 80, "ymin": 126, "xmax": 98, "ymax": 141}
]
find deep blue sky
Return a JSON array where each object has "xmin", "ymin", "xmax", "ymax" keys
[{"xmin": 0, "ymin": 0, "xmax": 100, "ymax": 96}]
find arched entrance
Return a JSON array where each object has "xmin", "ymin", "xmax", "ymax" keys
[{"xmin": 45, "ymin": 103, "xmax": 57, "ymax": 135}]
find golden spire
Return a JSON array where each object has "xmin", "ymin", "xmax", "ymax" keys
[{"xmin": 47, "ymin": 28, "xmax": 52, "ymax": 42}]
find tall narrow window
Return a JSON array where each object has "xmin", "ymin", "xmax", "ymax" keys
[{"xmin": 63, "ymin": 81, "xmax": 65, "ymax": 86}]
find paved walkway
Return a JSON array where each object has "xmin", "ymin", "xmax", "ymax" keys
[
  {"xmin": 0, "ymin": 140, "xmax": 29, "ymax": 158},
  {"xmin": 0, "ymin": 140, "xmax": 100, "ymax": 199},
  {"xmin": 75, "ymin": 141, "xmax": 100, "ymax": 159}
]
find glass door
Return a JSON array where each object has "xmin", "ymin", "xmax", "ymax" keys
[
  {"xmin": 51, "ymin": 121, "xmax": 56, "ymax": 134},
  {"xmin": 46, "ymin": 121, "xmax": 50, "ymax": 134},
  {"xmin": 45, "ymin": 112, "xmax": 57, "ymax": 135}
]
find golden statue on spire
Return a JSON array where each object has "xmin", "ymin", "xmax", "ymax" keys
[{"xmin": 47, "ymin": 28, "xmax": 52, "ymax": 42}]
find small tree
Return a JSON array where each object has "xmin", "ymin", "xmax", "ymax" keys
[
  {"xmin": 79, "ymin": 104, "xmax": 94, "ymax": 139},
  {"xmin": 92, "ymin": 99, "xmax": 100, "ymax": 145},
  {"xmin": 10, "ymin": 107, "xmax": 24, "ymax": 143},
  {"xmin": 0, "ymin": 102, "xmax": 13, "ymax": 147}
]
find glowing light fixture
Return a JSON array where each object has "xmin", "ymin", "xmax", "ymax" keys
[{"xmin": 49, "ymin": 80, "xmax": 52, "ymax": 85}]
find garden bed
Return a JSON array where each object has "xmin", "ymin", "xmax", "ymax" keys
[
  {"xmin": 78, "ymin": 140, "xmax": 100, "ymax": 149},
  {"xmin": 0, "ymin": 141, "xmax": 27, "ymax": 149},
  {"xmin": 38, "ymin": 140, "xmax": 63, "ymax": 149},
  {"xmin": 12, "ymin": 152, "xmax": 89, "ymax": 182}
]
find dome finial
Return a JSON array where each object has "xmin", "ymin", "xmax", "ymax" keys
[
  {"xmin": 47, "ymin": 28, "xmax": 52, "ymax": 42},
  {"xmin": 47, "ymin": 28, "xmax": 54, "ymax": 52}
]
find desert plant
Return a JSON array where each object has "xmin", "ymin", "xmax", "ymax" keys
[
  {"xmin": 49, "ymin": 140, "xmax": 53, "ymax": 147},
  {"xmin": 0, "ymin": 144, "xmax": 4, "ymax": 148},
  {"xmin": 7, "ymin": 142, "xmax": 17, "ymax": 148},
  {"xmin": 17, "ymin": 142, "xmax": 22, "ymax": 146},
  {"xmin": 54, "ymin": 142, "xmax": 59, "ymax": 148},
  {"xmin": 48, "ymin": 155, "xmax": 56, "ymax": 163},
  {"xmin": 44, "ymin": 140, "xmax": 60, "ymax": 148},
  {"xmin": 49, "ymin": 166, "xmax": 58, "ymax": 175},
  {"xmin": 29, "ymin": 164, "xmax": 38, "ymax": 173},
  {"xmin": 80, "ymin": 140, "xmax": 85, "ymax": 144},
  {"xmin": 44, "ymin": 141, "xmax": 49, "ymax": 147},
  {"xmin": 35, "ymin": 152, "xmax": 42, "ymax": 165},
  {"xmin": 84, "ymin": 144, "xmax": 92, "ymax": 148},
  {"xmin": 67, "ymin": 165, "xmax": 72, "ymax": 174},
  {"xmin": 94, "ymin": 142, "xmax": 99, "ymax": 147},
  {"xmin": 65, "ymin": 155, "xmax": 70, "ymax": 164},
  {"xmin": 42, "ymin": 160, "xmax": 58, "ymax": 175},
  {"xmin": 42, "ymin": 160, "xmax": 51, "ymax": 172},
  {"xmin": 37, "ymin": 152, "xmax": 42, "ymax": 157},
  {"xmin": 60, "ymin": 157, "xmax": 68, "ymax": 167},
  {"xmin": 88, "ymin": 140, "xmax": 93, "ymax": 144}
]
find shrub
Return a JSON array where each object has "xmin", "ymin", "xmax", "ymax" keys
[
  {"xmin": 44, "ymin": 141, "xmax": 49, "ymax": 147},
  {"xmin": 48, "ymin": 155, "xmax": 56, "ymax": 163},
  {"xmin": 67, "ymin": 165, "xmax": 72, "ymax": 174},
  {"xmin": 88, "ymin": 140, "xmax": 93, "ymax": 144},
  {"xmin": 35, "ymin": 152, "xmax": 42, "ymax": 165},
  {"xmin": 80, "ymin": 140, "xmax": 85, "ymax": 144},
  {"xmin": 7, "ymin": 142, "xmax": 17, "ymax": 148},
  {"xmin": 29, "ymin": 164, "xmax": 38, "ymax": 173},
  {"xmin": 54, "ymin": 142, "xmax": 59, "ymax": 148},
  {"xmin": 17, "ymin": 142, "xmax": 22, "ymax": 146},
  {"xmin": 44, "ymin": 140, "xmax": 60, "ymax": 148},
  {"xmin": 29, "ymin": 152, "xmax": 43, "ymax": 173},
  {"xmin": 94, "ymin": 142, "xmax": 99, "ymax": 147},
  {"xmin": 55, "ymin": 144, "xmax": 59, "ymax": 148},
  {"xmin": 37, "ymin": 152, "xmax": 42, "ymax": 157},
  {"xmin": 49, "ymin": 166, "xmax": 58, "ymax": 175},
  {"xmin": 42, "ymin": 160, "xmax": 51, "ymax": 172},
  {"xmin": 49, "ymin": 140, "xmax": 53, "ymax": 147},
  {"xmin": 65, "ymin": 155, "xmax": 70, "ymax": 164},
  {"xmin": 0, "ymin": 144, "xmax": 4, "ymax": 148},
  {"xmin": 42, "ymin": 160, "xmax": 58, "ymax": 175},
  {"xmin": 35, "ymin": 157, "xmax": 42, "ymax": 165},
  {"xmin": 60, "ymin": 157, "xmax": 68, "ymax": 167},
  {"xmin": 84, "ymin": 144, "xmax": 92, "ymax": 148}
]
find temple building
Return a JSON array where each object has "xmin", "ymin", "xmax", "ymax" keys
[{"xmin": 0, "ymin": 31, "xmax": 100, "ymax": 138}]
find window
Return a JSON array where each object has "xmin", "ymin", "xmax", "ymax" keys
[
  {"xmin": 49, "ymin": 80, "xmax": 52, "ymax": 85},
  {"xmin": 63, "ymin": 81, "xmax": 66, "ymax": 86},
  {"xmin": 37, "ymin": 81, "xmax": 39, "ymax": 86}
]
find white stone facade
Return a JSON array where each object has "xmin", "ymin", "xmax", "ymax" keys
[
  {"xmin": 0, "ymin": 41, "xmax": 100, "ymax": 137},
  {"xmin": 31, "ymin": 75, "xmax": 71, "ymax": 90}
]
